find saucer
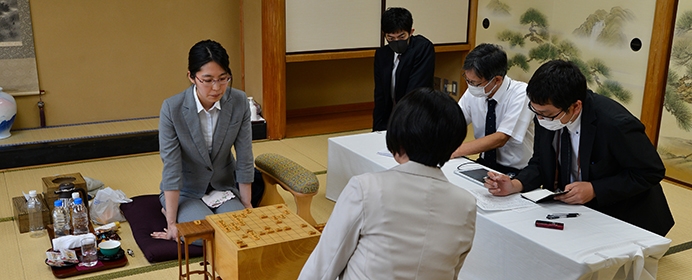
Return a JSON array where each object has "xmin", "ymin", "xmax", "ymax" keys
[{"xmin": 97, "ymin": 248, "xmax": 125, "ymax": 261}]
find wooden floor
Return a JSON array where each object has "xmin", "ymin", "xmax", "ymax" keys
[{"xmin": 286, "ymin": 108, "xmax": 372, "ymax": 138}]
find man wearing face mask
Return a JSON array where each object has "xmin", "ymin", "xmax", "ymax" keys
[
  {"xmin": 484, "ymin": 60, "xmax": 674, "ymax": 236},
  {"xmin": 372, "ymin": 7, "xmax": 435, "ymax": 131},
  {"xmin": 453, "ymin": 44, "xmax": 534, "ymax": 176}
]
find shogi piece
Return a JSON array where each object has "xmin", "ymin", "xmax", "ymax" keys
[
  {"xmin": 206, "ymin": 205, "xmax": 321, "ymax": 280},
  {"xmin": 12, "ymin": 194, "xmax": 51, "ymax": 233},
  {"xmin": 177, "ymin": 219, "xmax": 215, "ymax": 280},
  {"xmin": 41, "ymin": 173, "xmax": 87, "ymax": 211}
]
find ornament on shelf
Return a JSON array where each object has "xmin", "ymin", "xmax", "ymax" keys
[{"xmin": 0, "ymin": 87, "xmax": 17, "ymax": 139}]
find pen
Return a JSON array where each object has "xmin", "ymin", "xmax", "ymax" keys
[
  {"xmin": 482, "ymin": 173, "xmax": 515, "ymax": 181},
  {"xmin": 546, "ymin": 213, "xmax": 580, "ymax": 219},
  {"xmin": 535, "ymin": 220, "xmax": 564, "ymax": 230}
]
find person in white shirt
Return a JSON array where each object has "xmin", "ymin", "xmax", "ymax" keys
[
  {"xmin": 453, "ymin": 43, "xmax": 534, "ymax": 176},
  {"xmin": 299, "ymin": 88, "xmax": 476, "ymax": 280}
]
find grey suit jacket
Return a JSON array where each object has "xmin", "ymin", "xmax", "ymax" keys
[
  {"xmin": 158, "ymin": 85, "xmax": 254, "ymax": 199},
  {"xmin": 299, "ymin": 161, "xmax": 476, "ymax": 280}
]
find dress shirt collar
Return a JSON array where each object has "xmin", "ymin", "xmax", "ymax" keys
[
  {"xmin": 487, "ymin": 75, "xmax": 512, "ymax": 103},
  {"xmin": 193, "ymin": 85, "xmax": 222, "ymax": 113},
  {"xmin": 566, "ymin": 108, "xmax": 582, "ymax": 134}
]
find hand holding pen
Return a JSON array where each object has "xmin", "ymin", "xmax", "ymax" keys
[{"xmin": 483, "ymin": 171, "xmax": 523, "ymax": 196}]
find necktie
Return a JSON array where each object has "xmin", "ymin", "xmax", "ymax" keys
[
  {"xmin": 559, "ymin": 128, "xmax": 572, "ymax": 189},
  {"xmin": 484, "ymin": 99, "xmax": 498, "ymax": 167},
  {"xmin": 391, "ymin": 54, "xmax": 400, "ymax": 104}
]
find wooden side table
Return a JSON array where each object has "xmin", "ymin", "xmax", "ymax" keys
[{"xmin": 177, "ymin": 220, "xmax": 215, "ymax": 280}]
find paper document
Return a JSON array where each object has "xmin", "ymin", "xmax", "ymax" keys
[
  {"xmin": 377, "ymin": 149, "xmax": 393, "ymax": 158},
  {"xmin": 521, "ymin": 188, "xmax": 568, "ymax": 203}
]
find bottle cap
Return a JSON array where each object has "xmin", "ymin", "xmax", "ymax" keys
[
  {"xmin": 54, "ymin": 200, "xmax": 63, "ymax": 207},
  {"xmin": 74, "ymin": 197, "xmax": 83, "ymax": 205},
  {"xmin": 72, "ymin": 192, "xmax": 80, "ymax": 199},
  {"xmin": 29, "ymin": 190, "xmax": 37, "ymax": 197}
]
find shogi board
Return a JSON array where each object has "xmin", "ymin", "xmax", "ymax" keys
[{"xmin": 206, "ymin": 204, "xmax": 320, "ymax": 280}]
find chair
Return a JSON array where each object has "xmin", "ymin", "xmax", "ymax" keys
[{"xmin": 254, "ymin": 153, "xmax": 319, "ymax": 226}]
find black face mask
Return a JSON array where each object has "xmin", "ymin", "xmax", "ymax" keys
[{"xmin": 388, "ymin": 39, "xmax": 409, "ymax": 54}]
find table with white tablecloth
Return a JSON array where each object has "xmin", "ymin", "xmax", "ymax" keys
[{"xmin": 325, "ymin": 132, "xmax": 671, "ymax": 280}]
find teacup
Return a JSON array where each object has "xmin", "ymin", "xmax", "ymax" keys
[{"xmin": 98, "ymin": 240, "xmax": 121, "ymax": 257}]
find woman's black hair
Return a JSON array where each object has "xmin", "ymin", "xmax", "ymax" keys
[
  {"xmin": 188, "ymin": 39, "xmax": 232, "ymax": 78},
  {"xmin": 386, "ymin": 88, "xmax": 467, "ymax": 167}
]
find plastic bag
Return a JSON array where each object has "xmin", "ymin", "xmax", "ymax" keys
[{"xmin": 89, "ymin": 187, "xmax": 132, "ymax": 225}]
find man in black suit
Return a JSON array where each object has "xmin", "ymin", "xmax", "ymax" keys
[
  {"xmin": 485, "ymin": 60, "xmax": 674, "ymax": 236},
  {"xmin": 372, "ymin": 7, "xmax": 435, "ymax": 131}
]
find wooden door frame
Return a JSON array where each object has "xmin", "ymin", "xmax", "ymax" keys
[{"xmin": 641, "ymin": 0, "xmax": 678, "ymax": 146}]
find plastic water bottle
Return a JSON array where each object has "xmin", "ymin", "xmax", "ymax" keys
[
  {"xmin": 68, "ymin": 192, "xmax": 80, "ymax": 223},
  {"xmin": 72, "ymin": 198, "xmax": 89, "ymax": 235},
  {"xmin": 27, "ymin": 190, "xmax": 46, "ymax": 238},
  {"xmin": 52, "ymin": 200, "xmax": 70, "ymax": 237},
  {"xmin": 248, "ymin": 96, "xmax": 261, "ymax": 121}
]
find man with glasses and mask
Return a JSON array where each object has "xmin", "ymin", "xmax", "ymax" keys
[
  {"xmin": 484, "ymin": 60, "xmax": 674, "ymax": 236},
  {"xmin": 372, "ymin": 7, "xmax": 435, "ymax": 131},
  {"xmin": 453, "ymin": 43, "xmax": 534, "ymax": 176}
]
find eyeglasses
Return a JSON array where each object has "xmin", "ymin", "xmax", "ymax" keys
[
  {"xmin": 195, "ymin": 75, "xmax": 232, "ymax": 87},
  {"xmin": 527, "ymin": 102, "xmax": 564, "ymax": 121},
  {"xmin": 462, "ymin": 73, "xmax": 490, "ymax": 87}
]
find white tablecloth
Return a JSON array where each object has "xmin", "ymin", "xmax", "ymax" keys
[{"xmin": 325, "ymin": 132, "xmax": 671, "ymax": 280}]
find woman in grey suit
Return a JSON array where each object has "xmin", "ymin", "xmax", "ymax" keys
[
  {"xmin": 299, "ymin": 88, "xmax": 477, "ymax": 280},
  {"xmin": 151, "ymin": 40, "xmax": 254, "ymax": 242}
]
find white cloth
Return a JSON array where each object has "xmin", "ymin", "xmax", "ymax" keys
[
  {"xmin": 458, "ymin": 76, "xmax": 534, "ymax": 169},
  {"xmin": 326, "ymin": 132, "xmax": 671, "ymax": 280},
  {"xmin": 52, "ymin": 233, "xmax": 97, "ymax": 251},
  {"xmin": 193, "ymin": 85, "xmax": 222, "ymax": 153},
  {"xmin": 299, "ymin": 161, "xmax": 476, "ymax": 280},
  {"xmin": 201, "ymin": 190, "xmax": 236, "ymax": 208}
]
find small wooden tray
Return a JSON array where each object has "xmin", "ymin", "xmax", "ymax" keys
[{"xmin": 46, "ymin": 225, "xmax": 128, "ymax": 278}]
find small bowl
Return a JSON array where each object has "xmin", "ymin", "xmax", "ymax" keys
[{"xmin": 98, "ymin": 240, "xmax": 121, "ymax": 257}]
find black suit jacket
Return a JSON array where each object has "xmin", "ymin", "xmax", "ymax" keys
[
  {"xmin": 372, "ymin": 35, "xmax": 435, "ymax": 131},
  {"xmin": 515, "ymin": 91, "xmax": 674, "ymax": 236}
]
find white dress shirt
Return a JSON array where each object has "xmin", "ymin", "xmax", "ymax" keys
[
  {"xmin": 193, "ymin": 86, "xmax": 222, "ymax": 153},
  {"xmin": 458, "ymin": 76, "xmax": 534, "ymax": 169}
]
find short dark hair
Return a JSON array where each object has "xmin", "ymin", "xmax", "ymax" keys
[
  {"xmin": 526, "ymin": 60, "xmax": 586, "ymax": 110},
  {"xmin": 381, "ymin": 7, "xmax": 413, "ymax": 34},
  {"xmin": 386, "ymin": 88, "xmax": 467, "ymax": 167},
  {"xmin": 463, "ymin": 43, "xmax": 507, "ymax": 81},
  {"xmin": 188, "ymin": 39, "xmax": 232, "ymax": 79}
]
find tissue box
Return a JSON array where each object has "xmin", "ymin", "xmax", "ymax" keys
[
  {"xmin": 42, "ymin": 173, "xmax": 87, "ymax": 212},
  {"xmin": 12, "ymin": 195, "xmax": 51, "ymax": 233}
]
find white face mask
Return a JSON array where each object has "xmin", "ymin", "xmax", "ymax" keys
[
  {"xmin": 467, "ymin": 79, "xmax": 498, "ymax": 98},
  {"xmin": 537, "ymin": 111, "xmax": 571, "ymax": 131}
]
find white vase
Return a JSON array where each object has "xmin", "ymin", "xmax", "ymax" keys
[{"xmin": 0, "ymin": 87, "xmax": 17, "ymax": 139}]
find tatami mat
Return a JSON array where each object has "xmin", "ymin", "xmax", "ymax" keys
[
  {"xmin": 0, "ymin": 118, "xmax": 159, "ymax": 147},
  {"xmin": 1, "ymin": 120, "xmax": 691, "ymax": 279}
]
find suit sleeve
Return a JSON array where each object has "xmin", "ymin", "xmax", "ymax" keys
[
  {"xmin": 515, "ymin": 117, "xmax": 546, "ymax": 192},
  {"xmin": 372, "ymin": 50, "xmax": 388, "ymax": 131},
  {"xmin": 159, "ymin": 99, "xmax": 184, "ymax": 191},
  {"xmin": 298, "ymin": 177, "xmax": 365, "ymax": 280},
  {"xmin": 404, "ymin": 39, "xmax": 435, "ymax": 94},
  {"xmin": 233, "ymin": 92, "xmax": 255, "ymax": 184},
  {"xmin": 590, "ymin": 117, "xmax": 665, "ymax": 206}
]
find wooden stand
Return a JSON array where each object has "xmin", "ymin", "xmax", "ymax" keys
[
  {"xmin": 206, "ymin": 205, "xmax": 320, "ymax": 280},
  {"xmin": 177, "ymin": 220, "xmax": 215, "ymax": 280}
]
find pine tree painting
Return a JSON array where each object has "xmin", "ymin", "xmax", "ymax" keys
[
  {"xmin": 496, "ymin": 6, "xmax": 632, "ymax": 104},
  {"xmin": 657, "ymin": 9, "xmax": 692, "ymax": 183}
]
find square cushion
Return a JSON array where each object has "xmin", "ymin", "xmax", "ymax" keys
[{"xmin": 120, "ymin": 194, "xmax": 202, "ymax": 263}]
